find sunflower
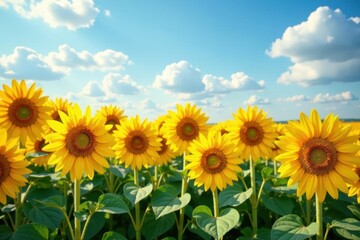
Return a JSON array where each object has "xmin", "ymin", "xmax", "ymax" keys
[
  {"xmin": 209, "ymin": 120, "xmax": 232, "ymax": 136},
  {"xmin": 153, "ymin": 114, "xmax": 168, "ymax": 133},
  {"xmin": 95, "ymin": 104, "xmax": 126, "ymax": 133},
  {"xmin": 348, "ymin": 167, "xmax": 360, "ymax": 203},
  {"xmin": 47, "ymin": 97, "xmax": 72, "ymax": 122},
  {"xmin": 0, "ymin": 80, "xmax": 51, "ymax": 145},
  {"xmin": 25, "ymin": 134, "xmax": 51, "ymax": 167},
  {"xmin": 186, "ymin": 132, "xmax": 243, "ymax": 191},
  {"xmin": 43, "ymin": 104, "xmax": 114, "ymax": 181},
  {"xmin": 275, "ymin": 109, "xmax": 360, "ymax": 202},
  {"xmin": 0, "ymin": 128, "xmax": 31, "ymax": 204},
  {"xmin": 112, "ymin": 115, "xmax": 162, "ymax": 170},
  {"xmin": 162, "ymin": 103, "xmax": 209, "ymax": 155},
  {"xmin": 153, "ymin": 134, "xmax": 177, "ymax": 166},
  {"xmin": 269, "ymin": 123, "xmax": 286, "ymax": 160},
  {"xmin": 227, "ymin": 105, "xmax": 277, "ymax": 161}
]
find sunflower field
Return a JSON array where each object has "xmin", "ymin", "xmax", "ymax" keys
[{"xmin": 0, "ymin": 79, "xmax": 360, "ymax": 240}]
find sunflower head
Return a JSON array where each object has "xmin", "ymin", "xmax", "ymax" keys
[
  {"xmin": 153, "ymin": 133, "xmax": 177, "ymax": 166},
  {"xmin": 0, "ymin": 128, "xmax": 31, "ymax": 204},
  {"xmin": 46, "ymin": 98, "xmax": 72, "ymax": 122},
  {"xmin": 227, "ymin": 105, "xmax": 277, "ymax": 161},
  {"xmin": 162, "ymin": 103, "xmax": 209, "ymax": 155},
  {"xmin": 43, "ymin": 104, "xmax": 114, "ymax": 181},
  {"xmin": 209, "ymin": 120, "xmax": 232, "ymax": 136},
  {"xmin": 95, "ymin": 104, "xmax": 126, "ymax": 133},
  {"xmin": 186, "ymin": 133, "xmax": 243, "ymax": 192},
  {"xmin": 275, "ymin": 109, "xmax": 360, "ymax": 202},
  {"xmin": 112, "ymin": 115, "xmax": 162, "ymax": 170},
  {"xmin": 0, "ymin": 80, "xmax": 51, "ymax": 145},
  {"xmin": 269, "ymin": 123, "xmax": 286, "ymax": 160},
  {"xmin": 25, "ymin": 134, "xmax": 51, "ymax": 167}
]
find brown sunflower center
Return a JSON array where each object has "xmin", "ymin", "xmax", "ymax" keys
[
  {"xmin": 65, "ymin": 126, "xmax": 96, "ymax": 157},
  {"xmin": 355, "ymin": 167, "xmax": 360, "ymax": 178},
  {"xmin": 34, "ymin": 139, "xmax": 49, "ymax": 153},
  {"xmin": 51, "ymin": 111, "xmax": 61, "ymax": 122},
  {"xmin": 106, "ymin": 115, "xmax": 119, "ymax": 133},
  {"xmin": 177, "ymin": 118, "xmax": 199, "ymax": 141},
  {"xmin": 8, "ymin": 98, "xmax": 38, "ymax": 127},
  {"xmin": 201, "ymin": 148, "xmax": 227, "ymax": 174},
  {"xmin": 220, "ymin": 129, "xmax": 229, "ymax": 135},
  {"xmin": 158, "ymin": 137, "xmax": 168, "ymax": 155},
  {"xmin": 299, "ymin": 138, "xmax": 337, "ymax": 175},
  {"xmin": 240, "ymin": 121, "xmax": 264, "ymax": 146},
  {"xmin": 125, "ymin": 130, "xmax": 149, "ymax": 155},
  {"xmin": 0, "ymin": 154, "xmax": 11, "ymax": 183}
]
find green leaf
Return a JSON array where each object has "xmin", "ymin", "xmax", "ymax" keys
[
  {"xmin": 82, "ymin": 212, "xmax": 106, "ymax": 240},
  {"xmin": 347, "ymin": 205, "xmax": 360, "ymax": 220},
  {"xmin": 0, "ymin": 225, "xmax": 13, "ymax": 240},
  {"xmin": 1, "ymin": 204, "xmax": 15, "ymax": 213},
  {"xmin": 332, "ymin": 218, "xmax": 360, "ymax": 231},
  {"xmin": 142, "ymin": 212, "xmax": 176, "ymax": 240},
  {"xmin": 262, "ymin": 194, "xmax": 295, "ymax": 216},
  {"xmin": 261, "ymin": 167, "xmax": 273, "ymax": 179},
  {"xmin": 109, "ymin": 165, "xmax": 129, "ymax": 178},
  {"xmin": 23, "ymin": 200, "xmax": 64, "ymax": 229},
  {"xmin": 34, "ymin": 195, "xmax": 66, "ymax": 208},
  {"xmin": 102, "ymin": 231, "xmax": 128, "ymax": 240},
  {"xmin": 151, "ymin": 185, "xmax": 191, "ymax": 219},
  {"xmin": 98, "ymin": 193, "xmax": 129, "ymax": 214},
  {"xmin": 219, "ymin": 185, "xmax": 252, "ymax": 208},
  {"xmin": 74, "ymin": 210, "xmax": 89, "ymax": 221},
  {"xmin": 193, "ymin": 205, "xmax": 239, "ymax": 240},
  {"xmin": 25, "ymin": 152, "xmax": 49, "ymax": 160},
  {"xmin": 271, "ymin": 214, "xmax": 318, "ymax": 240},
  {"xmin": 123, "ymin": 182, "xmax": 153, "ymax": 206},
  {"xmin": 12, "ymin": 224, "xmax": 49, "ymax": 240}
]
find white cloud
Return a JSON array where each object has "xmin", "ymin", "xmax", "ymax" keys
[
  {"xmin": 153, "ymin": 60, "xmax": 204, "ymax": 93},
  {"xmin": 202, "ymin": 72, "xmax": 265, "ymax": 93},
  {"xmin": 104, "ymin": 9, "xmax": 111, "ymax": 17},
  {"xmin": 102, "ymin": 73, "xmax": 145, "ymax": 95},
  {"xmin": 140, "ymin": 99, "xmax": 159, "ymax": 110},
  {"xmin": 65, "ymin": 92, "xmax": 79, "ymax": 102},
  {"xmin": 313, "ymin": 91, "xmax": 357, "ymax": 103},
  {"xmin": 46, "ymin": 44, "xmax": 130, "ymax": 72},
  {"xmin": 267, "ymin": 6, "xmax": 360, "ymax": 86},
  {"xmin": 2, "ymin": 0, "xmax": 100, "ymax": 31},
  {"xmin": 277, "ymin": 94, "xmax": 310, "ymax": 102},
  {"xmin": 243, "ymin": 95, "xmax": 270, "ymax": 106},
  {"xmin": 81, "ymin": 80, "xmax": 104, "ymax": 97},
  {"xmin": 0, "ymin": 46, "xmax": 64, "ymax": 80}
]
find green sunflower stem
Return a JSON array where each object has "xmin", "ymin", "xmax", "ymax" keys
[
  {"xmin": 316, "ymin": 194, "xmax": 323, "ymax": 240},
  {"xmin": 306, "ymin": 198, "xmax": 312, "ymax": 226},
  {"xmin": 178, "ymin": 152, "xmax": 188, "ymax": 240},
  {"xmin": 74, "ymin": 179, "xmax": 81, "ymax": 240},
  {"xmin": 134, "ymin": 168, "xmax": 142, "ymax": 240},
  {"xmin": 212, "ymin": 189, "xmax": 220, "ymax": 218},
  {"xmin": 14, "ymin": 189, "xmax": 23, "ymax": 230},
  {"xmin": 249, "ymin": 156, "xmax": 258, "ymax": 238},
  {"xmin": 154, "ymin": 165, "xmax": 159, "ymax": 190},
  {"xmin": 273, "ymin": 159, "xmax": 278, "ymax": 175}
]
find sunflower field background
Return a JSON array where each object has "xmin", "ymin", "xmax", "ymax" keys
[{"xmin": 0, "ymin": 79, "xmax": 360, "ymax": 240}]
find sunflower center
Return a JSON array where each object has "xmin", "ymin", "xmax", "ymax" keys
[
  {"xmin": 0, "ymin": 154, "xmax": 11, "ymax": 183},
  {"xmin": 299, "ymin": 138, "xmax": 337, "ymax": 175},
  {"xmin": 177, "ymin": 118, "xmax": 199, "ymax": 141},
  {"xmin": 201, "ymin": 149, "xmax": 227, "ymax": 174},
  {"xmin": 240, "ymin": 122, "xmax": 264, "ymax": 146},
  {"xmin": 355, "ymin": 167, "xmax": 360, "ymax": 178},
  {"xmin": 106, "ymin": 116, "xmax": 119, "ymax": 133},
  {"xmin": 65, "ymin": 126, "xmax": 96, "ymax": 157},
  {"xmin": 220, "ymin": 129, "xmax": 229, "ymax": 135},
  {"xmin": 51, "ymin": 111, "xmax": 62, "ymax": 122},
  {"xmin": 125, "ymin": 130, "xmax": 149, "ymax": 155},
  {"xmin": 8, "ymin": 98, "xmax": 38, "ymax": 127},
  {"xmin": 34, "ymin": 139, "xmax": 49, "ymax": 153},
  {"xmin": 158, "ymin": 137, "xmax": 168, "ymax": 155}
]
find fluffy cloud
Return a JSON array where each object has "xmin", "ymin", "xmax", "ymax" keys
[
  {"xmin": 243, "ymin": 95, "xmax": 270, "ymax": 106},
  {"xmin": 267, "ymin": 6, "xmax": 360, "ymax": 86},
  {"xmin": 277, "ymin": 94, "xmax": 310, "ymax": 102},
  {"xmin": 203, "ymin": 72, "xmax": 265, "ymax": 93},
  {"xmin": 0, "ymin": 46, "xmax": 64, "ymax": 80},
  {"xmin": 2, "ymin": 0, "xmax": 100, "ymax": 31},
  {"xmin": 81, "ymin": 80, "xmax": 104, "ymax": 97},
  {"xmin": 313, "ymin": 91, "xmax": 357, "ymax": 103},
  {"xmin": 140, "ymin": 99, "xmax": 160, "ymax": 110},
  {"xmin": 0, "ymin": 45, "xmax": 130, "ymax": 81},
  {"xmin": 46, "ymin": 44, "xmax": 130, "ymax": 72},
  {"xmin": 153, "ymin": 61, "xmax": 204, "ymax": 93},
  {"xmin": 102, "ymin": 73, "xmax": 145, "ymax": 95}
]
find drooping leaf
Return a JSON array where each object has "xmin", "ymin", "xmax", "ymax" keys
[
  {"xmin": 109, "ymin": 165, "xmax": 129, "ymax": 178},
  {"xmin": 101, "ymin": 231, "xmax": 128, "ymax": 240},
  {"xmin": 219, "ymin": 185, "xmax": 252, "ymax": 208},
  {"xmin": 332, "ymin": 218, "xmax": 360, "ymax": 239},
  {"xmin": 97, "ymin": 193, "xmax": 129, "ymax": 214},
  {"xmin": 142, "ymin": 212, "xmax": 176, "ymax": 240},
  {"xmin": 193, "ymin": 205, "xmax": 239, "ymax": 240},
  {"xmin": 151, "ymin": 184, "xmax": 191, "ymax": 219},
  {"xmin": 271, "ymin": 214, "xmax": 318, "ymax": 240},
  {"xmin": 12, "ymin": 224, "xmax": 48, "ymax": 240},
  {"xmin": 347, "ymin": 205, "xmax": 360, "ymax": 220},
  {"xmin": 123, "ymin": 182, "xmax": 153, "ymax": 206}
]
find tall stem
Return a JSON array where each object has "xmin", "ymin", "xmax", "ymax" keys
[
  {"xmin": 212, "ymin": 189, "xmax": 219, "ymax": 218},
  {"xmin": 154, "ymin": 165, "xmax": 159, "ymax": 190},
  {"xmin": 273, "ymin": 159, "xmax": 278, "ymax": 175},
  {"xmin": 74, "ymin": 179, "xmax": 81, "ymax": 240},
  {"xmin": 249, "ymin": 156, "xmax": 257, "ymax": 237},
  {"xmin": 306, "ymin": 198, "xmax": 312, "ymax": 226},
  {"xmin": 134, "ymin": 168, "xmax": 141, "ymax": 240},
  {"xmin": 178, "ymin": 152, "xmax": 188, "ymax": 240},
  {"xmin": 316, "ymin": 194, "xmax": 323, "ymax": 240},
  {"xmin": 14, "ymin": 190, "xmax": 22, "ymax": 230}
]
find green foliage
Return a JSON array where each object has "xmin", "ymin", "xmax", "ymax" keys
[
  {"xmin": 12, "ymin": 224, "xmax": 49, "ymax": 240},
  {"xmin": 123, "ymin": 182, "xmax": 153, "ymax": 206}
]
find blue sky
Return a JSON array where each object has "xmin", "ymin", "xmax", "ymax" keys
[{"xmin": 1, "ymin": 0, "xmax": 360, "ymax": 122}]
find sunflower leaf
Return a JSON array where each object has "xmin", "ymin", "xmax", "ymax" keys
[
  {"xmin": 12, "ymin": 223, "xmax": 49, "ymax": 240},
  {"xmin": 271, "ymin": 214, "xmax": 318, "ymax": 240},
  {"xmin": 102, "ymin": 231, "xmax": 128, "ymax": 240},
  {"xmin": 123, "ymin": 182, "xmax": 153, "ymax": 206},
  {"xmin": 218, "ymin": 183, "xmax": 252, "ymax": 208},
  {"xmin": 262, "ymin": 193, "xmax": 295, "ymax": 216},
  {"xmin": 151, "ymin": 184, "xmax": 191, "ymax": 219},
  {"xmin": 23, "ymin": 200, "xmax": 64, "ymax": 229},
  {"xmin": 142, "ymin": 212, "xmax": 176, "ymax": 240},
  {"xmin": 331, "ymin": 218, "xmax": 360, "ymax": 231},
  {"xmin": 97, "ymin": 193, "xmax": 129, "ymax": 214},
  {"xmin": 192, "ymin": 205, "xmax": 240, "ymax": 240}
]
